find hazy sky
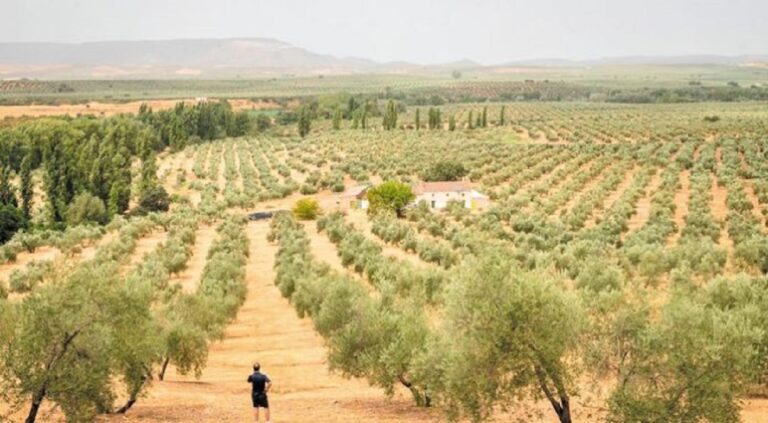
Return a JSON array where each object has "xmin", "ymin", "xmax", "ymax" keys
[{"xmin": 3, "ymin": 0, "xmax": 767, "ymax": 64}]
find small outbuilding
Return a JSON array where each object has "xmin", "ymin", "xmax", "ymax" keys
[
  {"xmin": 414, "ymin": 181, "xmax": 489, "ymax": 210},
  {"xmin": 337, "ymin": 184, "xmax": 370, "ymax": 210}
]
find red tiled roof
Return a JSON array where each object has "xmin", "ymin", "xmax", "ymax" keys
[{"xmin": 414, "ymin": 181, "xmax": 472, "ymax": 194}]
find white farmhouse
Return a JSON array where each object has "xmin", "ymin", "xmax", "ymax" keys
[{"xmin": 413, "ymin": 181, "xmax": 489, "ymax": 210}]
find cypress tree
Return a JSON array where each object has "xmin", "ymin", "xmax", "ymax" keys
[
  {"xmin": 468, "ymin": 111, "xmax": 474, "ymax": 129},
  {"xmin": 0, "ymin": 167, "xmax": 17, "ymax": 207},
  {"xmin": 499, "ymin": 105, "xmax": 506, "ymax": 126},
  {"xmin": 449, "ymin": 115, "xmax": 456, "ymax": 131},
  {"xmin": 297, "ymin": 107, "xmax": 312, "ymax": 137},
  {"xmin": 415, "ymin": 108, "xmax": 421, "ymax": 130},
  {"xmin": 482, "ymin": 106, "xmax": 488, "ymax": 127},
  {"xmin": 138, "ymin": 151, "xmax": 159, "ymax": 197},
  {"xmin": 476, "ymin": 114, "xmax": 481, "ymax": 128},
  {"xmin": 332, "ymin": 108, "xmax": 342, "ymax": 130},
  {"xmin": 19, "ymin": 155, "xmax": 33, "ymax": 219},
  {"xmin": 383, "ymin": 100, "xmax": 398, "ymax": 130}
]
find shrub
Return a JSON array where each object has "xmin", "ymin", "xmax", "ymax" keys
[
  {"xmin": 367, "ymin": 181, "xmax": 415, "ymax": 217},
  {"xmin": 67, "ymin": 193, "xmax": 108, "ymax": 226},
  {"xmin": 0, "ymin": 204, "xmax": 28, "ymax": 244},
  {"xmin": 422, "ymin": 161, "xmax": 467, "ymax": 182},
  {"xmin": 138, "ymin": 186, "xmax": 171, "ymax": 213},
  {"xmin": 293, "ymin": 198, "xmax": 322, "ymax": 221}
]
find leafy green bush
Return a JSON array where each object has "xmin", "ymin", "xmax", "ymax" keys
[
  {"xmin": 422, "ymin": 161, "xmax": 467, "ymax": 182},
  {"xmin": 0, "ymin": 204, "xmax": 28, "ymax": 244},
  {"xmin": 67, "ymin": 193, "xmax": 108, "ymax": 226},
  {"xmin": 367, "ymin": 181, "xmax": 415, "ymax": 217},
  {"xmin": 293, "ymin": 198, "xmax": 322, "ymax": 220}
]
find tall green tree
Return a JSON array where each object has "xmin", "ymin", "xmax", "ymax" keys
[
  {"xmin": 0, "ymin": 167, "xmax": 17, "ymax": 208},
  {"xmin": 499, "ymin": 105, "xmax": 506, "ymax": 126},
  {"xmin": 420, "ymin": 253, "xmax": 583, "ymax": 423},
  {"xmin": 332, "ymin": 108, "xmax": 343, "ymax": 130},
  {"xmin": 19, "ymin": 155, "xmax": 33, "ymax": 219},
  {"xmin": 383, "ymin": 100, "xmax": 398, "ymax": 130},
  {"xmin": 297, "ymin": 107, "xmax": 312, "ymax": 138},
  {"xmin": 0, "ymin": 262, "xmax": 155, "ymax": 423},
  {"xmin": 415, "ymin": 108, "xmax": 421, "ymax": 130},
  {"xmin": 366, "ymin": 181, "xmax": 414, "ymax": 217},
  {"xmin": 481, "ymin": 106, "xmax": 488, "ymax": 128},
  {"xmin": 0, "ymin": 204, "xmax": 27, "ymax": 244}
]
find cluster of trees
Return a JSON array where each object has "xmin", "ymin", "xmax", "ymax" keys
[
  {"xmin": 273, "ymin": 210, "xmax": 768, "ymax": 423},
  {"xmin": 0, "ymin": 166, "xmax": 28, "ymax": 244},
  {"xmin": 422, "ymin": 161, "xmax": 468, "ymax": 182},
  {"xmin": 0, "ymin": 100, "xmax": 253, "ymax": 244},
  {"xmin": 269, "ymin": 213, "xmax": 434, "ymax": 405},
  {"xmin": 382, "ymin": 100, "xmax": 399, "ymax": 130},
  {"xmin": 371, "ymin": 214, "xmax": 458, "ymax": 268},
  {"xmin": 0, "ymin": 210, "xmax": 250, "ymax": 422}
]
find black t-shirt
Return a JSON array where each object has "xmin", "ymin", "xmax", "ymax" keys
[{"xmin": 247, "ymin": 371, "xmax": 271, "ymax": 395}]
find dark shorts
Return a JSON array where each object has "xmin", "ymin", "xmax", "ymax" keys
[{"xmin": 252, "ymin": 392, "xmax": 269, "ymax": 408}]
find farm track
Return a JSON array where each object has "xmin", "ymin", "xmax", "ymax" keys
[
  {"xmin": 743, "ymin": 181, "xmax": 767, "ymax": 232},
  {"xmin": 123, "ymin": 231, "xmax": 168, "ymax": 274},
  {"xmin": 300, "ymin": 221, "xmax": 348, "ymax": 274},
  {"xmin": 525, "ymin": 157, "xmax": 597, "ymax": 214},
  {"xmin": 712, "ymin": 148, "xmax": 734, "ymax": 254},
  {"xmin": 584, "ymin": 166, "xmax": 637, "ymax": 228},
  {"xmin": 104, "ymin": 220, "xmax": 444, "ymax": 423},
  {"xmin": 625, "ymin": 170, "xmax": 663, "ymax": 236},
  {"xmin": 172, "ymin": 225, "xmax": 216, "ymax": 294},
  {"xmin": 233, "ymin": 146, "xmax": 246, "ymax": 192},
  {"xmin": 216, "ymin": 147, "xmax": 227, "ymax": 199},
  {"xmin": 0, "ymin": 231, "xmax": 115, "ymax": 285},
  {"xmin": 344, "ymin": 211, "xmax": 437, "ymax": 269},
  {"xmin": 667, "ymin": 169, "xmax": 691, "ymax": 245},
  {"xmin": 555, "ymin": 162, "xmax": 614, "ymax": 217}
]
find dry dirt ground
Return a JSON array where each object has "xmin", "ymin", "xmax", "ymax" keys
[
  {"xmin": 100, "ymin": 220, "xmax": 445, "ymax": 423},
  {"xmin": 0, "ymin": 98, "xmax": 277, "ymax": 119}
]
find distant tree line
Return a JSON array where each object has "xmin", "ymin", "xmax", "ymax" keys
[{"xmin": 0, "ymin": 101, "xmax": 255, "ymax": 241}]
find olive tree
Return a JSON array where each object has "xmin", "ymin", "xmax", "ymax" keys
[
  {"xmin": 419, "ymin": 252, "xmax": 584, "ymax": 423},
  {"xmin": 366, "ymin": 181, "xmax": 415, "ymax": 217},
  {"xmin": 0, "ymin": 262, "xmax": 155, "ymax": 423}
]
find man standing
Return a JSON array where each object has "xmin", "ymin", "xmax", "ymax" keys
[{"xmin": 247, "ymin": 362, "xmax": 272, "ymax": 423}]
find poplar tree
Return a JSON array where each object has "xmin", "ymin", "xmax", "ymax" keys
[
  {"xmin": 297, "ymin": 107, "xmax": 312, "ymax": 138},
  {"xmin": 0, "ymin": 167, "xmax": 16, "ymax": 207},
  {"xmin": 19, "ymin": 155, "xmax": 33, "ymax": 219},
  {"xmin": 332, "ymin": 108, "xmax": 343, "ymax": 130},
  {"xmin": 383, "ymin": 100, "xmax": 398, "ymax": 130},
  {"xmin": 415, "ymin": 108, "xmax": 421, "ymax": 130}
]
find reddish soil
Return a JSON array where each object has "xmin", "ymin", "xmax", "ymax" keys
[
  {"xmin": 555, "ymin": 162, "xmax": 613, "ymax": 217},
  {"xmin": 584, "ymin": 167, "xmax": 636, "ymax": 229},
  {"xmin": 0, "ymin": 99, "xmax": 277, "ymax": 119},
  {"xmin": 668, "ymin": 169, "xmax": 691, "ymax": 245},
  {"xmin": 102, "ymin": 220, "xmax": 444, "ymax": 423},
  {"xmin": 625, "ymin": 170, "xmax": 663, "ymax": 236},
  {"xmin": 173, "ymin": 225, "xmax": 216, "ymax": 294}
]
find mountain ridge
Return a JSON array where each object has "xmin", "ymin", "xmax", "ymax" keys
[{"xmin": 1, "ymin": 37, "xmax": 766, "ymax": 79}]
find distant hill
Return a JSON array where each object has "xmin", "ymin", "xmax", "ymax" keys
[
  {"xmin": 0, "ymin": 38, "xmax": 393, "ymax": 79},
  {"xmin": 0, "ymin": 37, "xmax": 766, "ymax": 79},
  {"xmin": 500, "ymin": 55, "xmax": 768, "ymax": 67}
]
